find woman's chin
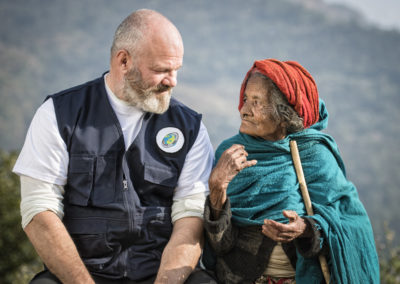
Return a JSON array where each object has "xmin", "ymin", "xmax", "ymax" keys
[{"xmin": 239, "ymin": 126, "xmax": 253, "ymax": 136}]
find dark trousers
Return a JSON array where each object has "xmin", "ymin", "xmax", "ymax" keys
[{"xmin": 30, "ymin": 268, "xmax": 218, "ymax": 284}]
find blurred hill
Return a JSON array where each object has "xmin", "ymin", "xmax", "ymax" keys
[{"xmin": 1, "ymin": 0, "xmax": 399, "ymax": 243}]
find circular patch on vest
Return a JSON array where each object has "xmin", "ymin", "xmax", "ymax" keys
[{"xmin": 156, "ymin": 127, "xmax": 185, "ymax": 153}]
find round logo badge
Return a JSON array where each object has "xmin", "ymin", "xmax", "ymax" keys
[{"xmin": 156, "ymin": 127, "xmax": 185, "ymax": 153}]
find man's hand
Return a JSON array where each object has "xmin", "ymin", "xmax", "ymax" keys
[
  {"xmin": 208, "ymin": 144, "xmax": 257, "ymax": 214},
  {"xmin": 261, "ymin": 210, "xmax": 311, "ymax": 243}
]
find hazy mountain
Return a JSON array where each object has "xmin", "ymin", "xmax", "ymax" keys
[{"xmin": 1, "ymin": 0, "xmax": 399, "ymax": 242}]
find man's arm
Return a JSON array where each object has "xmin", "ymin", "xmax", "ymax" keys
[
  {"xmin": 154, "ymin": 216, "xmax": 203, "ymax": 284},
  {"xmin": 24, "ymin": 211, "xmax": 94, "ymax": 284},
  {"xmin": 153, "ymin": 122, "xmax": 211, "ymax": 283}
]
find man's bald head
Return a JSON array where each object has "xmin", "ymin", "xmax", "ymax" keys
[{"xmin": 110, "ymin": 9, "xmax": 183, "ymax": 59}]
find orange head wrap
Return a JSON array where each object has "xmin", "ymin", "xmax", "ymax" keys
[{"xmin": 238, "ymin": 59, "xmax": 319, "ymax": 128}]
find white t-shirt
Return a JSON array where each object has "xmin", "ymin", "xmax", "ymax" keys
[{"xmin": 14, "ymin": 76, "xmax": 214, "ymax": 227}]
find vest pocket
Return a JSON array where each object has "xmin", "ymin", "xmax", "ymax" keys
[
  {"xmin": 66, "ymin": 219, "xmax": 114, "ymax": 269},
  {"xmin": 68, "ymin": 155, "xmax": 116, "ymax": 206},
  {"xmin": 68, "ymin": 155, "xmax": 95, "ymax": 206},
  {"xmin": 143, "ymin": 164, "xmax": 178, "ymax": 187},
  {"xmin": 144, "ymin": 207, "xmax": 173, "ymax": 246},
  {"xmin": 92, "ymin": 155, "xmax": 116, "ymax": 205}
]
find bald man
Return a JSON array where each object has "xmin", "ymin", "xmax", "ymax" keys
[{"xmin": 13, "ymin": 9, "xmax": 216, "ymax": 284}]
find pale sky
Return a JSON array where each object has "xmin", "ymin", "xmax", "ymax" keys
[{"xmin": 324, "ymin": 0, "xmax": 400, "ymax": 30}]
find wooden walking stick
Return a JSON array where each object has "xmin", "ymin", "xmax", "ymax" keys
[{"xmin": 289, "ymin": 140, "xmax": 331, "ymax": 284}]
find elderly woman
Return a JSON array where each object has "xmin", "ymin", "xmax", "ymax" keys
[{"xmin": 203, "ymin": 59, "xmax": 379, "ymax": 283}]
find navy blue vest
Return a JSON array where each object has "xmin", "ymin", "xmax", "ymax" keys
[{"xmin": 49, "ymin": 76, "xmax": 201, "ymax": 280}]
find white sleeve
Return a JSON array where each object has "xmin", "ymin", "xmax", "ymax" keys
[
  {"xmin": 20, "ymin": 175, "xmax": 65, "ymax": 229},
  {"xmin": 171, "ymin": 192, "xmax": 207, "ymax": 223},
  {"xmin": 12, "ymin": 98, "xmax": 69, "ymax": 185},
  {"xmin": 170, "ymin": 122, "xmax": 213, "ymax": 222},
  {"xmin": 173, "ymin": 121, "xmax": 214, "ymax": 200}
]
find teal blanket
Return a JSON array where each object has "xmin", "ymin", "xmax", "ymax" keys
[{"xmin": 214, "ymin": 100, "xmax": 379, "ymax": 283}]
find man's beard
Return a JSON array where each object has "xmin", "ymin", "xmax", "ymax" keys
[{"xmin": 121, "ymin": 67, "xmax": 172, "ymax": 114}]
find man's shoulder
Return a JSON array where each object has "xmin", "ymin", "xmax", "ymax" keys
[
  {"xmin": 168, "ymin": 97, "xmax": 201, "ymax": 118},
  {"xmin": 50, "ymin": 75, "xmax": 104, "ymax": 99}
]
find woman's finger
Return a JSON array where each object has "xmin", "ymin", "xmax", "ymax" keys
[
  {"xmin": 228, "ymin": 148, "xmax": 248, "ymax": 161},
  {"xmin": 282, "ymin": 210, "xmax": 298, "ymax": 222},
  {"xmin": 225, "ymin": 144, "xmax": 245, "ymax": 155},
  {"xmin": 242, "ymin": 159, "xmax": 257, "ymax": 169}
]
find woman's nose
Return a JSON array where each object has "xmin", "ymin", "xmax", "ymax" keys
[{"xmin": 240, "ymin": 102, "xmax": 252, "ymax": 117}]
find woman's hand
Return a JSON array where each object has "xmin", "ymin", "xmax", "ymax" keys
[
  {"xmin": 208, "ymin": 144, "xmax": 257, "ymax": 214},
  {"xmin": 262, "ymin": 210, "xmax": 311, "ymax": 243}
]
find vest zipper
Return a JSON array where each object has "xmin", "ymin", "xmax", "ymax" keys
[
  {"xmin": 122, "ymin": 154, "xmax": 135, "ymax": 278},
  {"xmin": 122, "ymin": 173, "xmax": 134, "ymax": 233}
]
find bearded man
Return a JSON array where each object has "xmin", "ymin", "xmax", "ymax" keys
[{"xmin": 13, "ymin": 9, "xmax": 216, "ymax": 284}]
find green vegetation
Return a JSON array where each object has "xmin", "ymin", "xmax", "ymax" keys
[
  {"xmin": 378, "ymin": 223, "xmax": 400, "ymax": 283},
  {"xmin": 0, "ymin": 151, "xmax": 41, "ymax": 283}
]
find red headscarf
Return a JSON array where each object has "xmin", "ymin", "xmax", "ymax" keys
[{"xmin": 238, "ymin": 59, "xmax": 319, "ymax": 128}]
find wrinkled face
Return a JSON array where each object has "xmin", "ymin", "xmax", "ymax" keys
[
  {"xmin": 239, "ymin": 75, "xmax": 285, "ymax": 141},
  {"xmin": 122, "ymin": 33, "xmax": 183, "ymax": 114}
]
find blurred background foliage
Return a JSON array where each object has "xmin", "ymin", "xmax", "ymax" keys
[
  {"xmin": 0, "ymin": 151, "xmax": 42, "ymax": 283},
  {"xmin": 0, "ymin": 0, "xmax": 399, "ymax": 282}
]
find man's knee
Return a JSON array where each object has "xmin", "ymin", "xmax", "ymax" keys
[{"xmin": 29, "ymin": 270, "xmax": 62, "ymax": 284}]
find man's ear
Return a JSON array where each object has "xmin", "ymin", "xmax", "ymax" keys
[{"xmin": 115, "ymin": 49, "xmax": 131, "ymax": 72}]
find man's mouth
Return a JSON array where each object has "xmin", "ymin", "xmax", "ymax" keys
[{"xmin": 155, "ymin": 84, "xmax": 171, "ymax": 93}]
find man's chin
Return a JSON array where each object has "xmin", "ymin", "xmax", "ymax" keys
[
  {"xmin": 142, "ymin": 98, "xmax": 171, "ymax": 114},
  {"xmin": 155, "ymin": 90, "xmax": 172, "ymax": 99},
  {"xmin": 126, "ymin": 88, "xmax": 172, "ymax": 113},
  {"xmin": 154, "ymin": 93, "xmax": 172, "ymax": 113},
  {"xmin": 157, "ymin": 99, "xmax": 171, "ymax": 114}
]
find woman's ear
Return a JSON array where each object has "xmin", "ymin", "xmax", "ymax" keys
[{"xmin": 279, "ymin": 122, "xmax": 288, "ymax": 136}]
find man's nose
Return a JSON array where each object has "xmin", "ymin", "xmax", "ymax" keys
[{"xmin": 162, "ymin": 71, "xmax": 177, "ymax": 88}]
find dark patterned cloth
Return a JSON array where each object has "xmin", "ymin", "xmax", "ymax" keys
[
  {"xmin": 203, "ymin": 197, "xmax": 324, "ymax": 284},
  {"xmin": 254, "ymin": 275, "xmax": 296, "ymax": 284}
]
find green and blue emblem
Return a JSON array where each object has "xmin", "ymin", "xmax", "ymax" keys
[
  {"xmin": 156, "ymin": 127, "xmax": 185, "ymax": 153},
  {"xmin": 162, "ymin": 132, "xmax": 179, "ymax": 148}
]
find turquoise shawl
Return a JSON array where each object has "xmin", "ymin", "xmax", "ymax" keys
[{"xmin": 214, "ymin": 100, "xmax": 379, "ymax": 283}]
